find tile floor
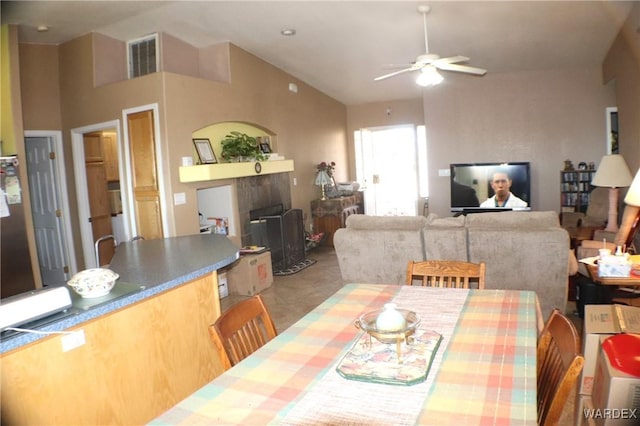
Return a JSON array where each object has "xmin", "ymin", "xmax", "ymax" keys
[
  {"xmin": 220, "ymin": 246, "xmax": 582, "ymax": 425},
  {"xmin": 220, "ymin": 246, "xmax": 344, "ymax": 332}
]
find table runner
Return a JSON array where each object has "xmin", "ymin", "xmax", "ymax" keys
[{"xmin": 277, "ymin": 286, "xmax": 469, "ymax": 425}]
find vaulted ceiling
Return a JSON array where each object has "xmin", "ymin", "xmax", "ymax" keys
[{"xmin": 2, "ymin": 1, "xmax": 635, "ymax": 105}]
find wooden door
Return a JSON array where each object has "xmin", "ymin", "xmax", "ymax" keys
[
  {"xmin": 127, "ymin": 110, "xmax": 163, "ymax": 240},
  {"xmin": 102, "ymin": 131, "xmax": 120, "ymax": 182},
  {"xmin": 84, "ymin": 132, "xmax": 115, "ymax": 266}
]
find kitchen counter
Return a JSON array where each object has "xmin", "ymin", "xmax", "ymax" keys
[
  {"xmin": 1, "ymin": 233, "xmax": 239, "ymax": 425},
  {"xmin": 0, "ymin": 234, "xmax": 239, "ymax": 354}
]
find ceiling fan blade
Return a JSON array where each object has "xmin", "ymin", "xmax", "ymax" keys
[
  {"xmin": 435, "ymin": 63, "xmax": 487, "ymax": 76},
  {"xmin": 434, "ymin": 56, "xmax": 470, "ymax": 65},
  {"xmin": 374, "ymin": 66, "xmax": 419, "ymax": 81}
]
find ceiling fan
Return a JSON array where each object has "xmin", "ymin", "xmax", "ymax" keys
[{"xmin": 374, "ymin": 5, "xmax": 487, "ymax": 86}]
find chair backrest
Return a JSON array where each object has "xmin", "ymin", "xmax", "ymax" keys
[
  {"xmin": 209, "ymin": 295, "xmax": 278, "ymax": 370},
  {"xmin": 405, "ymin": 260, "xmax": 486, "ymax": 289},
  {"xmin": 537, "ymin": 308, "xmax": 584, "ymax": 426}
]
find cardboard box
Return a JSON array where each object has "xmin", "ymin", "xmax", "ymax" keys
[
  {"xmin": 580, "ymin": 305, "xmax": 640, "ymax": 395},
  {"xmin": 591, "ymin": 335, "xmax": 640, "ymax": 425},
  {"xmin": 218, "ymin": 272, "xmax": 229, "ymax": 299},
  {"xmin": 227, "ymin": 251, "xmax": 273, "ymax": 296}
]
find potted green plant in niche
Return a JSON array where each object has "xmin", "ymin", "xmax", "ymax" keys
[{"xmin": 220, "ymin": 131, "xmax": 268, "ymax": 162}]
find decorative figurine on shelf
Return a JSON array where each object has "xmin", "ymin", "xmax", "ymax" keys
[{"xmin": 563, "ymin": 160, "xmax": 574, "ymax": 171}]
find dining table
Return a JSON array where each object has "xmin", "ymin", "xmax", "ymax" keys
[{"xmin": 150, "ymin": 284, "xmax": 539, "ymax": 425}]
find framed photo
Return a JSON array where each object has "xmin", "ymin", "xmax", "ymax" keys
[
  {"xmin": 259, "ymin": 142, "xmax": 271, "ymax": 154},
  {"xmin": 193, "ymin": 138, "xmax": 217, "ymax": 164}
]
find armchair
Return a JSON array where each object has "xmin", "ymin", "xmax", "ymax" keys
[{"xmin": 561, "ymin": 187, "xmax": 608, "ymax": 229}]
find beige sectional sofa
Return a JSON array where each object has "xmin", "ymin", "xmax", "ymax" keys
[{"xmin": 333, "ymin": 211, "xmax": 578, "ymax": 319}]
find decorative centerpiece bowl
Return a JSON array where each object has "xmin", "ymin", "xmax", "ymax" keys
[
  {"xmin": 67, "ymin": 268, "xmax": 119, "ymax": 298},
  {"xmin": 354, "ymin": 306, "xmax": 421, "ymax": 362}
]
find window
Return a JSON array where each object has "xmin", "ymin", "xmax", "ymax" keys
[{"xmin": 128, "ymin": 34, "xmax": 158, "ymax": 79}]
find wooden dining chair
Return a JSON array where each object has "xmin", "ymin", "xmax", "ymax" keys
[
  {"xmin": 537, "ymin": 308, "xmax": 584, "ymax": 426},
  {"xmin": 405, "ymin": 260, "xmax": 486, "ymax": 289},
  {"xmin": 209, "ymin": 294, "xmax": 278, "ymax": 370}
]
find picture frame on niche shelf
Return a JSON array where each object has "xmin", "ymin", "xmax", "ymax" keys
[
  {"xmin": 259, "ymin": 142, "xmax": 271, "ymax": 154},
  {"xmin": 258, "ymin": 136, "xmax": 272, "ymax": 154},
  {"xmin": 193, "ymin": 138, "xmax": 217, "ymax": 164}
]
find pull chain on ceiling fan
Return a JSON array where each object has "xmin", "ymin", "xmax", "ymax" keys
[{"xmin": 374, "ymin": 5, "xmax": 487, "ymax": 86}]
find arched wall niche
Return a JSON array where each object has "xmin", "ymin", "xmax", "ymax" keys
[{"xmin": 192, "ymin": 121, "xmax": 276, "ymax": 161}]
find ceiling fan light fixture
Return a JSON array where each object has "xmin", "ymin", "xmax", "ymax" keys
[{"xmin": 416, "ymin": 66, "xmax": 443, "ymax": 87}]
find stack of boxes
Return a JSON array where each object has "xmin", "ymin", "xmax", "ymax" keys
[{"xmin": 577, "ymin": 305, "xmax": 640, "ymax": 426}]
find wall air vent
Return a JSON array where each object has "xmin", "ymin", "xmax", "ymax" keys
[{"xmin": 128, "ymin": 34, "xmax": 158, "ymax": 79}]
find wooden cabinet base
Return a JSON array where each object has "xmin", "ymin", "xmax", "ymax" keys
[{"xmin": 1, "ymin": 273, "xmax": 224, "ymax": 425}]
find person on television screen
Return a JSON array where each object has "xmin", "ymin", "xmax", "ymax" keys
[
  {"xmin": 451, "ymin": 170, "xmax": 479, "ymax": 207},
  {"xmin": 479, "ymin": 170, "xmax": 528, "ymax": 208}
]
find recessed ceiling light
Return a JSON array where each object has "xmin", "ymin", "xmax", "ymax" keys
[
  {"xmin": 37, "ymin": 25, "xmax": 49, "ymax": 32},
  {"xmin": 281, "ymin": 29, "xmax": 296, "ymax": 36}
]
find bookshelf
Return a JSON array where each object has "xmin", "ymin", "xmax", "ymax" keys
[{"xmin": 560, "ymin": 169, "xmax": 596, "ymax": 213}]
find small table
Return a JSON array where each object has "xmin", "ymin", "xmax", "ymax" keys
[
  {"xmin": 585, "ymin": 264, "xmax": 640, "ymax": 286},
  {"xmin": 310, "ymin": 196, "xmax": 359, "ymax": 247},
  {"xmin": 585, "ymin": 263, "xmax": 640, "ymax": 306}
]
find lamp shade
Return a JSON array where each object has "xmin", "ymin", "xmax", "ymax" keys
[
  {"xmin": 591, "ymin": 154, "xmax": 633, "ymax": 188},
  {"xmin": 624, "ymin": 170, "xmax": 640, "ymax": 207},
  {"xmin": 314, "ymin": 170, "xmax": 332, "ymax": 186}
]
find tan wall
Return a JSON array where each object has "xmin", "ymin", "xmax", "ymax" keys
[
  {"xmin": 163, "ymin": 45, "xmax": 347, "ymax": 236},
  {"xmin": 18, "ymin": 36, "xmax": 346, "ymax": 257},
  {"xmin": 603, "ymin": 2, "xmax": 640, "ymax": 175},
  {"xmin": 19, "ymin": 43, "xmax": 62, "ymax": 130},
  {"xmin": 422, "ymin": 68, "xmax": 615, "ymax": 217}
]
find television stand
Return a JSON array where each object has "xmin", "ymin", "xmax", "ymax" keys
[{"xmin": 452, "ymin": 207, "xmax": 513, "ymax": 217}]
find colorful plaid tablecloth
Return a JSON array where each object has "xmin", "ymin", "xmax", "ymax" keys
[{"xmin": 150, "ymin": 284, "xmax": 537, "ymax": 425}]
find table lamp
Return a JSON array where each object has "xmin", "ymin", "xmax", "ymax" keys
[
  {"xmin": 591, "ymin": 154, "xmax": 633, "ymax": 233},
  {"xmin": 315, "ymin": 170, "xmax": 332, "ymax": 200},
  {"xmin": 621, "ymin": 169, "xmax": 640, "ymax": 250}
]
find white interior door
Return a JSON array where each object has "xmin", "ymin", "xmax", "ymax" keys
[
  {"xmin": 25, "ymin": 136, "xmax": 70, "ymax": 285},
  {"xmin": 355, "ymin": 125, "xmax": 425, "ymax": 216}
]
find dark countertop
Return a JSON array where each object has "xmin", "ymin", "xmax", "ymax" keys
[{"xmin": 1, "ymin": 234, "xmax": 239, "ymax": 354}]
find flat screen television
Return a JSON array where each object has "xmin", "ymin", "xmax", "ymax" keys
[{"xmin": 450, "ymin": 162, "xmax": 531, "ymax": 213}]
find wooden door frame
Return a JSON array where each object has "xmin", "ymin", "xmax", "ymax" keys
[
  {"xmin": 121, "ymin": 103, "xmax": 169, "ymax": 238},
  {"xmin": 71, "ymin": 120, "xmax": 129, "ymax": 268},
  {"xmin": 24, "ymin": 130, "xmax": 77, "ymax": 276}
]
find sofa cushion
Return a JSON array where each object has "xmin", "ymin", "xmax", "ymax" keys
[
  {"xmin": 346, "ymin": 214, "xmax": 428, "ymax": 230},
  {"xmin": 425, "ymin": 214, "xmax": 465, "ymax": 227},
  {"xmin": 334, "ymin": 225, "xmax": 425, "ymax": 284},
  {"xmin": 465, "ymin": 211, "xmax": 559, "ymax": 228},
  {"xmin": 466, "ymin": 226, "xmax": 570, "ymax": 318}
]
